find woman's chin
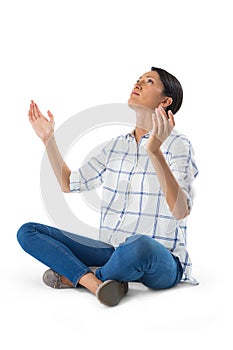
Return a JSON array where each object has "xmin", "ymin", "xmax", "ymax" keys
[{"xmin": 128, "ymin": 101, "xmax": 153, "ymax": 113}]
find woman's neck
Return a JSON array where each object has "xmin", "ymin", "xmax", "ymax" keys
[
  {"xmin": 134, "ymin": 108, "xmax": 153, "ymax": 143},
  {"xmin": 133, "ymin": 127, "xmax": 148, "ymax": 143}
]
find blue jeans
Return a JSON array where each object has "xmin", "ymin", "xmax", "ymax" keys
[{"xmin": 17, "ymin": 222, "xmax": 183, "ymax": 289}]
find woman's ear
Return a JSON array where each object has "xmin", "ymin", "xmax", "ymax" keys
[{"xmin": 159, "ymin": 96, "xmax": 173, "ymax": 109}]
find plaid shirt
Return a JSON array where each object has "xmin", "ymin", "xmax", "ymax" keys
[{"xmin": 70, "ymin": 128, "xmax": 199, "ymax": 284}]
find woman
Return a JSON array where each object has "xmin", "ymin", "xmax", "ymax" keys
[{"xmin": 17, "ymin": 67, "xmax": 198, "ymax": 307}]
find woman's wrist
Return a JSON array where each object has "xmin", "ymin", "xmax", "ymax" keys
[
  {"xmin": 42, "ymin": 132, "xmax": 54, "ymax": 147},
  {"xmin": 145, "ymin": 134, "xmax": 162, "ymax": 156}
]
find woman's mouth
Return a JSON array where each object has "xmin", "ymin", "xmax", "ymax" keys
[{"xmin": 131, "ymin": 90, "xmax": 140, "ymax": 96}]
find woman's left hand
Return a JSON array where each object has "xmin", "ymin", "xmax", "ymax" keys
[{"xmin": 145, "ymin": 106, "xmax": 175, "ymax": 155}]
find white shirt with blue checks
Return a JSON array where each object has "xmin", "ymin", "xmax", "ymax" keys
[{"xmin": 70, "ymin": 128, "xmax": 199, "ymax": 284}]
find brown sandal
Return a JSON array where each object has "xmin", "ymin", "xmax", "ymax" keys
[
  {"xmin": 42, "ymin": 269, "xmax": 74, "ymax": 289},
  {"xmin": 96, "ymin": 280, "xmax": 128, "ymax": 306}
]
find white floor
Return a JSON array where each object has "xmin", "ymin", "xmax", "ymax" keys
[{"xmin": 2, "ymin": 235, "xmax": 231, "ymax": 350}]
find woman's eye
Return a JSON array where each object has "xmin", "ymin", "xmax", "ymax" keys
[{"xmin": 147, "ymin": 79, "xmax": 154, "ymax": 84}]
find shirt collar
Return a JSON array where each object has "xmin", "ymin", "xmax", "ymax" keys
[{"xmin": 125, "ymin": 128, "xmax": 152, "ymax": 140}]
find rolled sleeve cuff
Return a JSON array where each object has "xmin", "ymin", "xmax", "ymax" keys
[
  {"xmin": 181, "ymin": 187, "xmax": 194, "ymax": 213},
  {"xmin": 69, "ymin": 171, "xmax": 81, "ymax": 192}
]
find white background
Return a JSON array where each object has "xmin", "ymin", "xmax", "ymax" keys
[{"xmin": 1, "ymin": 0, "xmax": 232, "ymax": 349}]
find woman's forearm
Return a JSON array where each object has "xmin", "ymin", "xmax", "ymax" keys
[
  {"xmin": 43, "ymin": 135, "xmax": 71, "ymax": 193},
  {"xmin": 148, "ymin": 149, "xmax": 189, "ymax": 219}
]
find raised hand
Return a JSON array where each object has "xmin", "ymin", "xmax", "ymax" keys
[
  {"xmin": 146, "ymin": 106, "xmax": 175, "ymax": 154},
  {"xmin": 28, "ymin": 100, "xmax": 55, "ymax": 145}
]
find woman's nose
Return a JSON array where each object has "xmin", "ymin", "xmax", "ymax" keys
[{"xmin": 134, "ymin": 83, "xmax": 142, "ymax": 90}]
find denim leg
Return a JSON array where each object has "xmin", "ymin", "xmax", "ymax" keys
[
  {"xmin": 96, "ymin": 234, "xmax": 183, "ymax": 289},
  {"xmin": 17, "ymin": 222, "xmax": 114, "ymax": 286}
]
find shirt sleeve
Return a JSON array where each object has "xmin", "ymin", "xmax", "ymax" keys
[
  {"xmin": 168, "ymin": 135, "xmax": 199, "ymax": 211},
  {"xmin": 69, "ymin": 140, "xmax": 113, "ymax": 193}
]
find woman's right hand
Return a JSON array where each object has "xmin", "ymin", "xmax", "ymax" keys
[{"xmin": 28, "ymin": 100, "xmax": 55, "ymax": 145}]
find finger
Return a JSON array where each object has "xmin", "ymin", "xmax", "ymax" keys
[
  {"xmin": 151, "ymin": 113, "xmax": 158, "ymax": 136},
  {"xmin": 36, "ymin": 103, "xmax": 46, "ymax": 119},
  {"xmin": 159, "ymin": 106, "xmax": 169, "ymax": 125},
  {"xmin": 31, "ymin": 101, "xmax": 39, "ymax": 119},
  {"xmin": 168, "ymin": 110, "xmax": 175, "ymax": 127},
  {"xmin": 34, "ymin": 103, "xmax": 43, "ymax": 118},
  {"xmin": 29, "ymin": 102, "xmax": 36, "ymax": 121},
  {"xmin": 47, "ymin": 110, "xmax": 53, "ymax": 118},
  {"xmin": 28, "ymin": 109, "xmax": 33, "ymax": 121},
  {"xmin": 156, "ymin": 108, "xmax": 164, "ymax": 136},
  {"xmin": 47, "ymin": 110, "xmax": 55, "ymax": 124},
  {"xmin": 159, "ymin": 107, "xmax": 174, "ymax": 137}
]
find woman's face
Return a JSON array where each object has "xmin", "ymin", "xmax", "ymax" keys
[{"xmin": 128, "ymin": 70, "xmax": 165, "ymax": 111}]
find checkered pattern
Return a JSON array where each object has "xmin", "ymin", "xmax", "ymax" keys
[{"xmin": 70, "ymin": 128, "xmax": 199, "ymax": 284}]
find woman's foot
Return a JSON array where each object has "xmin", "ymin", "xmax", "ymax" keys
[
  {"xmin": 42, "ymin": 269, "xmax": 128, "ymax": 306},
  {"xmin": 96, "ymin": 280, "xmax": 129, "ymax": 307},
  {"xmin": 42, "ymin": 269, "xmax": 74, "ymax": 289},
  {"xmin": 79, "ymin": 273, "xmax": 128, "ymax": 306}
]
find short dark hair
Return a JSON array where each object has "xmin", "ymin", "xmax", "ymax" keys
[{"xmin": 151, "ymin": 67, "xmax": 183, "ymax": 114}]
